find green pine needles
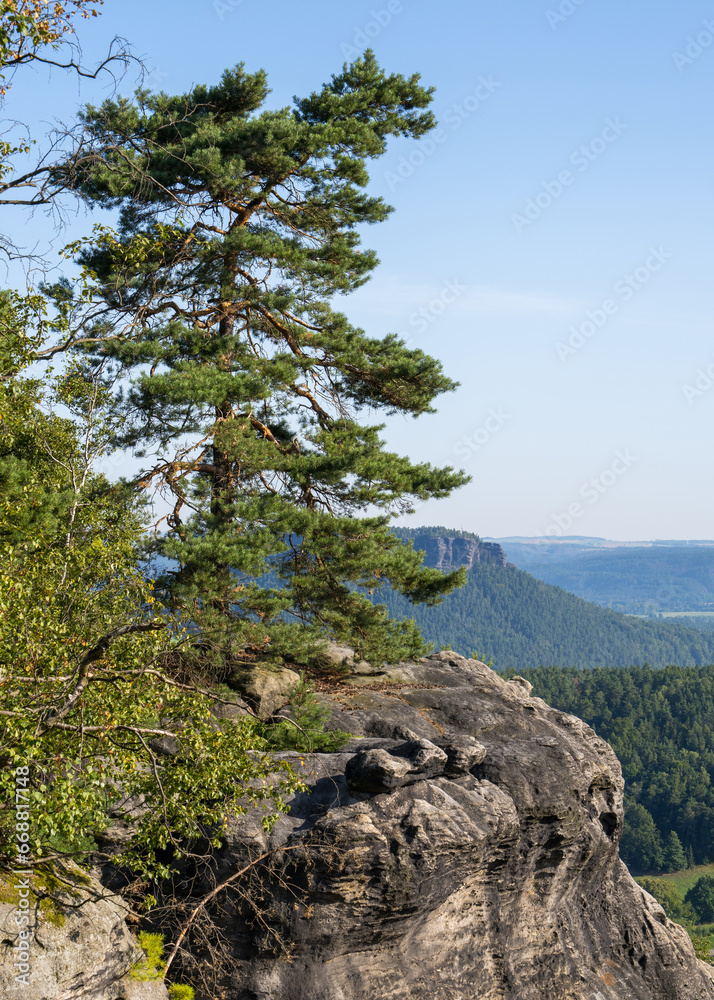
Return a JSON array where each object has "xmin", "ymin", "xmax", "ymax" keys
[
  {"xmin": 68, "ymin": 50, "xmax": 469, "ymax": 664},
  {"xmin": 262, "ymin": 672, "xmax": 351, "ymax": 753}
]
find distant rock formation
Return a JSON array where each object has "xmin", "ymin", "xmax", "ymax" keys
[
  {"xmin": 148, "ymin": 653, "xmax": 714, "ymax": 1000},
  {"xmin": 410, "ymin": 532, "xmax": 507, "ymax": 571}
]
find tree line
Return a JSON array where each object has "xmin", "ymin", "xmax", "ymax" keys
[
  {"xmin": 372, "ymin": 555, "xmax": 714, "ymax": 668},
  {"xmin": 507, "ymin": 545, "xmax": 714, "ymax": 615}
]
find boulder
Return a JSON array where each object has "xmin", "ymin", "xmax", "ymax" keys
[
  {"xmin": 440, "ymin": 734, "xmax": 487, "ymax": 774},
  {"xmin": 208, "ymin": 694, "xmax": 251, "ymax": 721},
  {"xmin": 345, "ymin": 748, "xmax": 414, "ymax": 793},
  {"xmin": 226, "ymin": 663, "xmax": 301, "ymax": 717},
  {"xmin": 312, "ymin": 641, "xmax": 376, "ymax": 675},
  {"xmin": 345, "ymin": 737, "xmax": 449, "ymax": 794},
  {"xmin": 0, "ymin": 866, "xmax": 168, "ymax": 1000}
]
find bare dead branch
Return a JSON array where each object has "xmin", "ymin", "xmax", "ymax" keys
[{"xmin": 162, "ymin": 846, "xmax": 303, "ymax": 979}]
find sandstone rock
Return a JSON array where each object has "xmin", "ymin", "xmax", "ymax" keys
[
  {"xmin": 0, "ymin": 867, "xmax": 167, "ymax": 1000},
  {"xmin": 226, "ymin": 662, "xmax": 300, "ymax": 717},
  {"xmin": 440, "ymin": 734, "xmax": 488, "ymax": 774},
  {"xmin": 345, "ymin": 747, "xmax": 414, "ymax": 793},
  {"xmin": 349, "ymin": 657, "xmax": 380, "ymax": 675},
  {"xmin": 509, "ymin": 674, "xmax": 534, "ymax": 696},
  {"xmin": 312, "ymin": 641, "xmax": 355, "ymax": 670},
  {"xmin": 312, "ymin": 640, "xmax": 377, "ymax": 675},
  {"xmin": 408, "ymin": 533, "xmax": 507, "ymax": 571},
  {"xmin": 195, "ymin": 652, "xmax": 714, "ymax": 1000},
  {"xmin": 391, "ymin": 737, "xmax": 449, "ymax": 775},
  {"xmin": 209, "ymin": 694, "xmax": 251, "ymax": 721},
  {"xmin": 345, "ymin": 737, "xmax": 449, "ymax": 794},
  {"xmin": 121, "ymin": 982, "xmax": 170, "ymax": 1000}
]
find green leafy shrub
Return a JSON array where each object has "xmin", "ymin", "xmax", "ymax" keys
[
  {"xmin": 132, "ymin": 933, "xmax": 196, "ymax": 995},
  {"xmin": 686, "ymin": 875, "xmax": 714, "ymax": 924},
  {"xmin": 689, "ymin": 932, "xmax": 714, "ymax": 964},
  {"xmin": 168, "ymin": 987, "xmax": 195, "ymax": 1000},
  {"xmin": 0, "ymin": 309, "xmax": 306, "ymax": 882},
  {"xmin": 132, "ymin": 932, "xmax": 165, "ymax": 980}
]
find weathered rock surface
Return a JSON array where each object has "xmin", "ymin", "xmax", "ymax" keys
[
  {"xmin": 0, "ymin": 868, "xmax": 167, "ymax": 1000},
  {"xmin": 312, "ymin": 640, "xmax": 374, "ymax": 675},
  {"xmin": 227, "ymin": 662, "xmax": 300, "ymax": 717},
  {"xmin": 408, "ymin": 533, "xmax": 507, "ymax": 571},
  {"xmin": 194, "ymin": 651, "xmax": 714, "ymax": 1000}
]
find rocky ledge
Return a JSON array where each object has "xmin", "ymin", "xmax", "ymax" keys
[
  {"xmin": 203, "ymin": 652, "xmax": 714, "ymax": 1000},
  {"xmin": 9, "ymin": 652, "xmax": 714, "ymax": 1000},
  {"xmin": 0, "ymin": 864, "xmax": 167, "ymax": 1000}
]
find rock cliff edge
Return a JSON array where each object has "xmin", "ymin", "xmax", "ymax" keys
[
  {"xmin": 7, "ymin": 652, "xmax": 714, "ymax": 1000},
  {"xmin": 210, "ymin": 652, "xmax": 714, "ymax": 1000}
]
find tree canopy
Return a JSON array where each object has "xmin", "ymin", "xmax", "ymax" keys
[
  {"xmin": 686, "ymin": 875, "xmax": 714, "ymax": 924},
  {"xmin": 64, "ymin": 52, "xmax": 469, "ymax": 664},
  {"xmin": 0, "ymin": 34, "xmax": 469, "ymax": 889}
]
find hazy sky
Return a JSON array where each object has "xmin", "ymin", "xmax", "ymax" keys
[{"xmin": 10, "ymin": 1, "xmax": 714, "ymax": 540}]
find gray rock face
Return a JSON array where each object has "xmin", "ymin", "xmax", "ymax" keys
[
  {"xmin": 410, "ymin": 533, "xmax": 507, "ymax": 570},
  {"xmin": 0, "ymin": 868, "xmax": 167, "ymax": 1000},
  {"xmin": 345, "ymin": 737, "xmax": 449, "ymax": 793},
  {"xmin": 196, "ymin": 652, "xmax": 714, "ymax": 1000},
  {"xmin": 227, "ymin": 662, "xmax": 301, "ymax": 717},
  {"xmin": 312, "ymin": 640, "xmax": 374, "ymax": 674}
]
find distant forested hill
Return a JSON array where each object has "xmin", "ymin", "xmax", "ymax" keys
[
  {"xmin": 496, "ymin": 541, "xmax": 714, "ymax": 614},
  {"xmin": 377, "ymin": 529, "xmax": 714, "ymax": 669},
  {"xmin": 502, "ymin": 664, "xmax": 714, "ymax": 871}
]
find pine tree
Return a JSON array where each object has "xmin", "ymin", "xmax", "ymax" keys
[
  {"xmin": 70, "ymin": 52, "xmax": 470, "ymax": 663},
  {"xmin": 620, "ymin": 800, "xmax": 665, "ymax": 872},
  {"xmin": 664, "ymin": 830, "xmax": 687, "ymax": 873},
  {"xmin": 686, "ymin": 875, "xmax": 714, "ymax": 924}
]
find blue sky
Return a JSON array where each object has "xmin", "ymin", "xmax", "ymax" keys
[{"xmin": 9, "ymin": 0, "xmax": 714, "ymax": 540}]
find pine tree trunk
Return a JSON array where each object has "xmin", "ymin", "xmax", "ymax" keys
[{"xmin": 210, "ymin": 306, "xmax": 237, "ymax": 609}]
